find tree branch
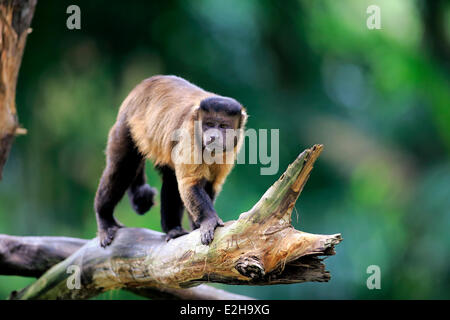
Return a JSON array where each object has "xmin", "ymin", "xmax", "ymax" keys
[
  {"xmin": 0, "ymin": 234, "xmax": 253, "ymax": 300},
  {"xmin": 0, "ymin": 235, "xmax": 87, "ymax": 277},
  {"xmin": 0, "ymin": 0, "xmax": 36, "ymax": 179},
  {"xmin": 2, "ymin": 145, "xmax": 342, "ymax": 300}
]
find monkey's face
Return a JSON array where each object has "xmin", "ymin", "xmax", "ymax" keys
[
  {"xmin": 201, "ymin": 113, "xmax": 240, "ymax": 152},
  {"xmin": 197, "ymin": 96, "xmax": 246, "ymax": 154}
]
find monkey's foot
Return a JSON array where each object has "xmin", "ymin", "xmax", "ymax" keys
[
  {"xmin": 199, "ymin": 216, "xmax": 224, "ymax": 245},
  {"xmin": 165, "ymin": 226, "xmax": 189, "ymax": 242},
  {"xmin": 129, "ymin": 184, "xmax": 157, "ymax": 215},
  {"xmin": 98, "ymin": 219, "xmax": 124, "ymax": 248}
]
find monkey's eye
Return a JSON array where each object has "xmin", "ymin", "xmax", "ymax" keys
[
  {"xmin": 219, "ymin": 124, "xmax": 230, "ymax": 129},
  {"xmin": 205, "ymin": 121, "xmax": 215, "ymax": 127}
]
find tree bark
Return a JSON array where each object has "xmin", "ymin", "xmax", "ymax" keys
[
  {"xmin": 2, "ymin": 145, "xmax": 342, "ymax": 300},
  {"xmin": 0, "ymin": 0, "xmax": 36, "ymax": 179},
  {"xmin": 0, "ymin": 234, "xmax": 253, "ymax": 300}
]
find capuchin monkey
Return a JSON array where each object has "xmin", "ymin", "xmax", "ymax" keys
[{"xmin": 94, "ymin": 75, "xmax": 247, "ymax": 247}]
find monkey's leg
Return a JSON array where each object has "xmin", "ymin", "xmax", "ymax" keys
[
  {"xmin": 127, "ymin": 161, "xmax": 157, "ymax": 215},
  {"xmin": 95, "ymin": 120, "xmax": 143, "ymax": 247},
  {"xmin": 159, "ymin": 166, "xmax": 188, "ymax": 241}
]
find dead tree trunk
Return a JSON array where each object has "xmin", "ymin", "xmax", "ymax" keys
[
  {"xmin": 0, "ymin": 235, "xmax": 254, "ymax": 300},
  {"xmin": 1, "ymin": 145, "xmax": 342, "ymax": 300},
  {"xmin": 0, "ymin": 0, "xmax": 36, "ymax": 179}
]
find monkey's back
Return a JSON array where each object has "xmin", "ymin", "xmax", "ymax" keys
[{"xmin": 119, "ymin": 75, "xmax": 215, "ymax": 167}]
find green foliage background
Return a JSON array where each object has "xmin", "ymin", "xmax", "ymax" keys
[{"xmin": 0, "ymin": 0, "xmax": 449, "ymax": 299}]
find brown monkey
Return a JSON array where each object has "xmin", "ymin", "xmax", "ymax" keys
[{"xmin": 95, "ymin": 75, "xmax": 247, "ymax": 247}]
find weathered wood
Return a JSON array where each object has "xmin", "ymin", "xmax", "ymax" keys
[
  {"xmin": 0, "ymin": 234, "xmax": 253, "ymax": 300},
  {"xmin": 0, "ymin": 0, "xmax": 36, "ymax": 179},
  {"xmin": 123, "ymin": 285, "xmax": 254, "ymax": 300},
  {"xmin": 0, "ymin": 235, "xmax": 88, "ymax": 277},
  {"xmin": 6, "ymin": 145, "xmax": 342, "ymax": 300}
]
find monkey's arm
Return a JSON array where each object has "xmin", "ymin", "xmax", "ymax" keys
[{"xmin": 176, "ymin": 173, "xmax": 224, "ymax": 245}]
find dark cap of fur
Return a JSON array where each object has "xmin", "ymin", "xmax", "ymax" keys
[{"xmin": 200, "ymin": 97, "xmax": 242, "ymax": 116}]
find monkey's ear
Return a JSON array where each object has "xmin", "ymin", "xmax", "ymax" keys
[
  {"xmin": 192, "ymin": 105, "xmax": 201, "ymax": 120},
  {"xmin": 239, "ymin": 108, "xmax": 248, "ymax": 128},
  {"xmin": 192, "ymin": 105, "xmax": 204, "ymax": 149}
]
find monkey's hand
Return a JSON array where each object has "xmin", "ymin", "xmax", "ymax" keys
[
  {"xmin": 165, "ymin": 226, "xmax": 189, "ymax": 242},
  {"xmin": 97, "ymin": 218, "xmax": 124, "ymax": 248},
  {"xmin": 199, "ymin": 215, "xmax": 224, "ymax": 245}
]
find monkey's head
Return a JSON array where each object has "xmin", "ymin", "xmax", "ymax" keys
[{"xmin": 197, "ymin": 96, "xmax": 247, "ymax": 153}]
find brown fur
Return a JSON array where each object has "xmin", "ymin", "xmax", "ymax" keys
[
  {"xmin": 121, "ymin": 75, "xmax": 246, "ymax": 201},
  {"xmin": 95, "ymin": 75, "xmax": 247, "ymax": 247}
]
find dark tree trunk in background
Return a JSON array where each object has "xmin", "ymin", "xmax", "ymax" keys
[
  {"xmin": 420, "ymin": 0, "xmax": 450, "ymax": 72},
  {"xmin": 0, "ymin": 0, "xmax": 36, "ymax": 179}
]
